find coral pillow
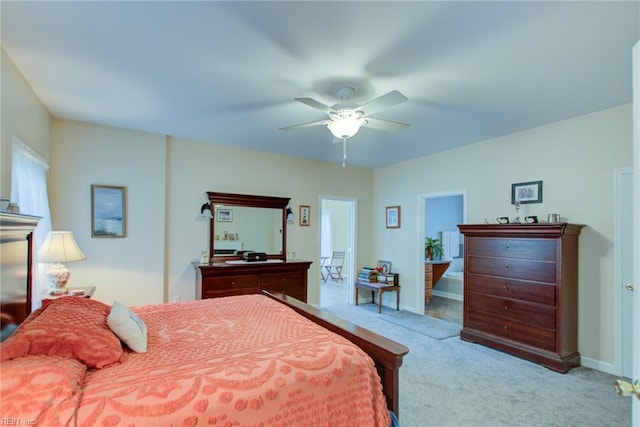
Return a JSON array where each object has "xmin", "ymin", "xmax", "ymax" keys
[
  {"xmin": 107, "ymin": 301, "xmax": 147, "ymax": 352},
  {"xmin": 0, "ymin": 297, "xmax": 123, "ymax": 368}
]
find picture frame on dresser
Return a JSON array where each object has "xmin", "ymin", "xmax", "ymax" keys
[
  {"xmin": 91, "ymin": 185, "xmax": 126, "ymax": 238},
  {"xmin": 216, "ymin": 208, "xmax": 233, "ymax": 222}
]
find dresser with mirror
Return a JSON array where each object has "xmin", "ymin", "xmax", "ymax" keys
[{"xmin": 194, "ymin": 192, "xmax": 311, "ymax": 302}]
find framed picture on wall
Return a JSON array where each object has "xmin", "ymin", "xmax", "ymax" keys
[
  {"xmin": 299, "ymin": 205, "xmax": 310, "ymax": 226},
  {"xmin": 91, "ymin": 185, "xmax": 126, "ymax": 238},
  {"xmin": 511, "ymin": 180, "xmax": 543, "ymax": 204},
  {"xmin": 386, "ymin": 205, "xmax": 401, "ymax": 228}
]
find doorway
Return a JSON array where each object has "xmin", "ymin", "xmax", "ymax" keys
[
  {"xmin": 319, "ymin": 197, "xmax": 356, "ymax": 307},
  {"xmin": 420, "ymin": 191, "xmax": 466, "ymax": 324}
]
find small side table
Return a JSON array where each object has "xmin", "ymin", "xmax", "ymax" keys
[
  {"xmin": 355, "ymin": 281, "xmax": 400, "ymax": 313},
  {"xmin": 41, "ymin": 286, "xmax": 96, "ymax": 307}
]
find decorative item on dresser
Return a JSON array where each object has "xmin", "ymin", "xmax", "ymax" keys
[
  {"xmin": 195, "ymin": 192, "xmax": 311, "ymax": 302},
  {"xmin": 458, "ymin": 223, "xmax": 584, "ymax": 373}
]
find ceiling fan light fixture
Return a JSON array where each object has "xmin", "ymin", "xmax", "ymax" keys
[{"xmin": 327, "ymin": 117, "xmax": 365, "ymax": 139}]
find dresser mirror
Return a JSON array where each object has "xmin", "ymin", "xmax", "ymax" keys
[{"xmin": 206, "ymin": 192, "xmax": 289, "ymax": 261}]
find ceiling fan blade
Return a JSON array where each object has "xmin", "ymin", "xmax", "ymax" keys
[
  {"xmin": 295, "ymin": 97, "xmax": 336, "ymax": 114},
  {"xmin": 362, "ymin": 117, "xmax": 409, "ymax": 132},
  {"xmin": 279, "ymin": 119, "xmax": 330, "ymax": 131},
  {"xmin": 357, "ymin": 90, "xmax": 408, "ymax": 117}
]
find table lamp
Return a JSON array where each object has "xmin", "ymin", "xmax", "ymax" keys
[{"xmin": 38, "ymin": 231, "xmax": 86, "ymax": 294}]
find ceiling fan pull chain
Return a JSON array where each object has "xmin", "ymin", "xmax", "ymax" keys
[{"xmin": 342, "ymin": 137, "xmax": 347, "ymax": 168}]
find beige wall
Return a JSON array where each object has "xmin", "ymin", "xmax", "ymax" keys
[
  {"xmin": 165, "ymin": 137, "xmax": 373, "ymax": 304},
  {"xmin": 374, "ymin": 104, "xmax": 633, "ymax": 370},
  {"xmin": 51, "ymin": 120, "xmax": 167, "ymax": 306},
  {"xmin": 1, "ymin": 49, "xmax": 51, "ymax": 199},
  {"xmin": 47, "ymin": 120, "xmax": 373, "ymax": 306},
  {"xmin": 2, "ymin": 49, "xmax": 632, "ymax": 371}
]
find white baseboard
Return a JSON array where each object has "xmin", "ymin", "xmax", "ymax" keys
[
  {"xmin": 580, "ymin": 356, "xmax": 617, "ymax": 375},
  {"xmin": 432, "ymin": 290, "xmax": 463, "ymax": 301}
]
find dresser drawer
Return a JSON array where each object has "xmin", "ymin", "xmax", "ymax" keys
[
  {"xmin": 261, "ymin": 272, "xmax": 306, "ymax": 301},
  {"xmin": 466, "ymin": 310, "xmax": 556, "ymax": 352},
  {"xmin": 467, "ymin": 292, "xmax": 556, "ymax": 329},
  {"xmin": 467, "ymin": 238, "xmax": 556, "ymax": 261},
  {"xmin": 467, "ymin": 256, "xmax": 556, "ymax": 283},
  {"xmin": 203, "ymin": 274, "xmax": 260, "ymax": 292},
  {"xmin": 466, "ymin": 273, "xmax": 555, "ymax": 306},
  {"xmin": 261, "ymin": 271, "xmax": 304, "ymax": 288}
]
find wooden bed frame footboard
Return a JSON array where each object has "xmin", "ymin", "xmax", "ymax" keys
[{"xmin": 264, "ymin": 291, "xmax": 409, "ymax": 417}]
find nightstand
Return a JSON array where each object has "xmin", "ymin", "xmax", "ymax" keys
[{"xmin": 41, "ymin": 286, "xmax": 96, "ymax": 307}]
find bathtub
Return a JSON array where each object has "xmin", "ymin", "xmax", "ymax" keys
[
  {"xmin": 443, "ymin": 271, "xmax": 463, "ymax": 281},
  {"xmin": 434, "ymin": 260, "xmax": 463, "ymax": 300}
]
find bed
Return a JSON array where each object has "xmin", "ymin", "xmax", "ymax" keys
[{"xmin": 0, "ymin": 213, "xmax": 408, "ymax": 426}]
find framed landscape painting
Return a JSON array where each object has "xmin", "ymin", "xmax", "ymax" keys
[{"xmin": 91, "ymin": 185, "xmax": 126, "ymax": 238}]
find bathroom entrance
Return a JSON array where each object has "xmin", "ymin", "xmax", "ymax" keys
[{"xmin": 420, "ymin": 191, "xmax": 466, "ymax": 324}]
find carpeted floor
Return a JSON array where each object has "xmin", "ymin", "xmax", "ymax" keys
[
  {"xmin": 325, "ymin": 302, "xmax": 461, "ymax": 340},
  {"xmin": 322, "ymin": 302, "xmax": 631, "ymax": 427}
]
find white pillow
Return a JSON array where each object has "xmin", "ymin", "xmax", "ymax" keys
[{"xmin": 107, "ymin": 301, "xmax": 148, "ymax": 353}]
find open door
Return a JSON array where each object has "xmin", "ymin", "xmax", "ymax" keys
[
  {"xmin": 632, "ymin": 39, "xmax": 639, "ymax": 427},
  {"xmin": 615, "ymin": 40, "xmax": 639, "ymax": 424}
]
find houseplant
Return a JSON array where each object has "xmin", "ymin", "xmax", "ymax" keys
[{"xmin": 425, "ymin": 236, "xmax": 444, "ymax": 260}]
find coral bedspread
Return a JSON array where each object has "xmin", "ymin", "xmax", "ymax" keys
[{"xmin": 1, "ymin": 295, "xmax": 389, "ymax": 426}]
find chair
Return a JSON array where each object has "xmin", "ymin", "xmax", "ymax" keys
[{"xmin": 325, "ymin": 251, "xmax": 345, "ymax": 281}]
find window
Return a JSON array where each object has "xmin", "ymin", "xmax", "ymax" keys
[{"xmin": 11, "ymin": 136, "xmax": 52, "ymax": 309}]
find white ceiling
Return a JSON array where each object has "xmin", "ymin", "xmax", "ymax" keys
[{"xmin": 2, "ymin": 1, "xmax": 639, "ymax": 168}]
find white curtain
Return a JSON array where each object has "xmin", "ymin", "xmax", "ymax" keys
[{"xmin": 11, "ymin": 136, "xmax": 52, "ymax": 310}]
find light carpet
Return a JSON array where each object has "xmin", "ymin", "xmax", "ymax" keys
[
  {"xmin": 320, "ymin": 302, "xmax": 631, "ymax": 427},
  {"xmin": 324, "ymin": 302, "xmax": 460, "ymax": 340}
]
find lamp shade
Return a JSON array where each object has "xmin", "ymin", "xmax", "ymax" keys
[
  {"xmin": 38, "ymin": 231, "xmax": 86, "ymax": 263},
  {"xmin": 327, "ymin": 117, "xmax": 365, "ymax": 139}
]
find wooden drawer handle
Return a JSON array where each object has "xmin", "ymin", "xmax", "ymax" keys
[
  {"xmin": 504, "ymin": 264, "xmax": 510, "ymax": 270},
  {"xmin": 505, "ymin": 245, "xmax": 510, "ymax": 251},
  {"xmin": 504, "ymin": 305, "xmax": 509, "ymax": 311},
  {"xmin": 503, "ymin": 285, "xmax": 509, "ymax": 291},
  {"xmin": 503, "ymin": 325, "xmax": 509, "ymax": 330}
]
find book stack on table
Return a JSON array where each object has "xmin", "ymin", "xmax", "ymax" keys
[
  {"xmin": 357, "ymin": 267, "xmax": 378, "ymax": 283},
  {"xmin": 376, "ymin": 273, "xmax": 397, "ymax": 286}
]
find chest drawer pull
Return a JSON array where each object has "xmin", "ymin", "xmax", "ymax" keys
[
  {"xmin": 503, "ymin": 325, "xmax": 509, "ymax": 330},
  {"xmin": 505, "ymin": 245, "xmax": 510, "ymax": 251},
  {"xmin": 503, "ymin": 285, "xmax": 509, "ymax": 291},
  {"xmin": 504, "ymin": 305, "xmax": 509, "ymax": 311},
  {"xmin": 504, "ymin": 264, "xmax": 510, "ymax": 270}
]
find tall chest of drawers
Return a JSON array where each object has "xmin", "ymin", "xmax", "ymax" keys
[{"xmin": 458, "ymin": 223, "xmax": 584, "ymax": 373}]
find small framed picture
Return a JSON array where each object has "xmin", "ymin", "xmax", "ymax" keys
[
  {"xmin": 91, "ymin": 185, "xmax": 126, "ymax": 238},
  {"xmin": 386, "ymin": 205, "xmax": 401, "ymax": 228},
  {"xmin": 216, "ymin": 209, "xmax": 233, "ymax": 222},
  {"xmin": 512, "ymin": 181, "xmax": 543, "ymax": 204},
  {"xmin": 299, "ymin": 205, "xmax": 310, "ymax": 226},
  {"xmin": 376, "ymin": 260, "xmax": 392, "ymax": 274}
]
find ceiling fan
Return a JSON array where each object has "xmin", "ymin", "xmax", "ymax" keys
[{"xmin": 280, "ymin": 86, "xmax": 409, "ymax": 141}]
